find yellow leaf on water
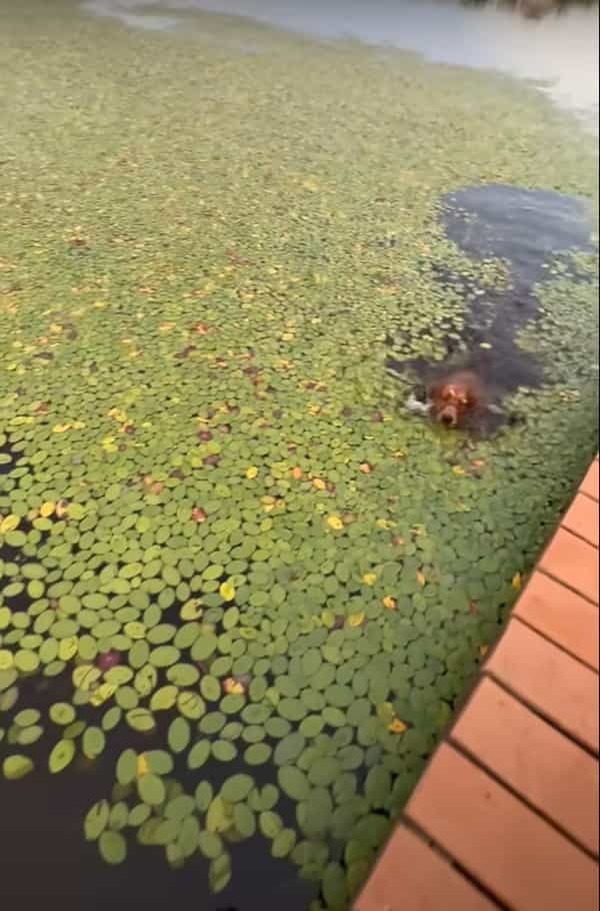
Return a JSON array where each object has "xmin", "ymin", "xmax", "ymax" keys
[
  {"xmin": 362, "ymin": 573, "xmax": 377, "ymax": 586},
  {"xmin": 512, "ymin": 572, "xmax": 522, "ymax": 591},
  {"xmin": 58, "ymin": 636, "xmax": 78, "ymax": 662},
  {"xmin": 180, "ymin": 599, "xmax": 203, "ymax": 621},
  {"xmin": 376, "ymin": 518, "xmax": 394, "ymax": 530},
  {"xmin": 383, "ymin": 595, "xmax": 397, "ymax": 610},
  {"xmin": 326, "ymin": 515, "xmax": 344, "ymax": 531},
  {"xmin": 347, "ymin": 611, "xmax": 365, "ymax": 628},
  {"xmin": 452, "ymin": 465, "xmax": 466, "ymax": 476},
  {"xmin": 89, "ymin": 683, "xmax": 116, "ymax": 707},
  {"xmin": 40, "ymin": 501, "xmax": 55, "ymax": 518},
  {"xmin": 49, "ymin": 323, "xmax": 63, "ymax": 335},
  {"xmin": 0, "ymin": 514, "xmax": 20, "ymax": 534},
  {"xmin": 302, "ymin": 177, "xmax": 319, "ymax": 192},
  {"xmin": 107, "ymin": 408, "xmax": 128, "ymax": 423},
  {"xmin": 52, "ymin": 423, "xmax": 72, "ymax": 433},
  {"xmin": 223, "ymin": 677, "xmax": 245, "ymax": 695},
  {"xmin": 388, "ymin": 718, "xmax": 408, "ymax": 734},
  {"xmin": 137, "ymin": 753, "xmax": 150, "ymax": 777},
  {"xmin": 245, "ymin": 466, "xmax": 258, "ymax": 480},
  {"xmin": 416, "ymin": 570, "xmax": 426, "ymax": 587},
  {"xmin": 312, "ymin": 478, "xmax": 326, "ymax": 490},
  {"xmin": 219, "ymin": 580, "xmax": 236, "ymax": 602}
]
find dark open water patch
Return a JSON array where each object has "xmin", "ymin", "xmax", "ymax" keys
[
  {"xmin": 386, "ymin": 183, "xmax": 596, "ymax": 410},
  {"xmin": 0, "ymin": 664, "xmax": 318, "ymax": 911}
]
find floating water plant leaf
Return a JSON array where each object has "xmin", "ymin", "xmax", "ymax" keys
[
  {"xmin": 165, "ymin": 795, "xmax": 196, "ymax": 822},
  {"xmin": 259, "ymin": 810, "xmax": 283, "ymax": 839},
  {"xmin": 126, "ymin": 708, "xmax": 156, "ymax": 733},
  {"xmin": 206, "ymin": 796, "xmax": 234, "ymax": 834},
  {"xmin": 198, "ymin": 829, "xmax": 223, "ymax": 860},
  {"xmin": 137, "ymin": 773, "xmax": 166, "ymax": 806},
  {"xmin": 48, "ymin": 739, "xmax": 76, "ymax": 774},
  {"xmin": 3, "ymin": 754, "xmax": 34, "ymax": 780},
  {"xmin": 84, "ymin": 800, "xmax": 110, "ymax": 840},
  {"xmin": 82, "ymin": 726, "xmax": 106, "ymax": 759},
  {"xmin": 208, "ymin": 852, "xmax": 232, "ymax": 893},
  {"xmin": 278, "ymin": 766, "xmax": 310, "ymax": 801},
  {"xmin": 244, "ymin": 743, "xmax": 272, "ymax": 766},
  {"xmin": 99, "ymin": 830, "xmax": 127, "ymax": 865},
  {"xmin": 168, "ymin": 717, "xmax": 191, "ymax": 754},
  {"xmin": 116, "ymin": 749, "xmax": 137, "ymax": 785},
  {"xmin": 219, "ymin": 579, "xmax": 236, "ymax": 601},
  {"xmin": 272, "ymin": 827, "xmax": 296, "ymax": 858},
  {"xmin": 212, "ymin": 740, "xmax": 237, "ymax": 762},
  {"xmin": 221, "ymin": 774, "xmax": 254, "ymax": 803},
  {"xmin": 145, "ymin": 750, "xmax": 173, "ymax": 776},
  {"xmin": 233, "ymin": 802, "xmax": 256, "ymax": 839},
  {"xmin": 187, "ymin": 739, "xmax": 211, "ymax": 770}
]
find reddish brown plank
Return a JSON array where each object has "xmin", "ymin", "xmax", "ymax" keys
[
  {"xmin": 406, "ymin": 743, "xmax": 599, "ymax": 911},
  {"xmin": 538, "ymin": 527, "xmax": 599, "ymax": 604},
  {"xmin": 451, "ymin": 677, "xmax": 599, "ymax": 854},
  {"xmin": 561, "ymin": 493, "xmax": 599, "ymax": 548},
  {"xmin": 485, "ymin": 619, "xmax": 599, "ymax": 752},
  {"xmin": 354, "ymin": 824, "xmax": 498, "ymax": 911},
  {"xmin": 580, "ymin": 460, "xmax": 599, "ymax": 501},
  {"xmin": 513, "ymin": 570, "xmax": 599, "ymax": 670}
]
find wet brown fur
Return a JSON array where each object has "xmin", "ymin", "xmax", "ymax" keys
[{"xmin": 429, "ymin": 370, "xmax": 485, "ymax": 428}]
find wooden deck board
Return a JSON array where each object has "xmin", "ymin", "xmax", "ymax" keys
[{"xmin": 355, "ymin": 455, "xmax": 599, "ymax": 911}]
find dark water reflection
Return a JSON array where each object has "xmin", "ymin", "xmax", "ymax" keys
[{"xmin": 83, "ymin": 0, "xmax": 599, "ymax": 131}]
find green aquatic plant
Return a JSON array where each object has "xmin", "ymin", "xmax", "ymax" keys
[{"xmin": 0, "ymin": 1, "xmax": 597, "ymax": 908}]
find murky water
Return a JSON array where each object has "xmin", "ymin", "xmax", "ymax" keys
[
  {"xmin": 386, "ymin": 184, "xmax": 595, "ymax": 431},
  {"xmin": 83, "ymin": 0, "xmax": 599, "ymax": 131}
]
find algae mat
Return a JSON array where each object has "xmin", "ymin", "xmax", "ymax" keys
[{"xmin": 0, "ymin": 2, "xmax": 598, "ymax": 908}]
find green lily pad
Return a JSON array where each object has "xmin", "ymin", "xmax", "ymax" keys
[
  {"xmin": 48, "ymin": 739, "xmax": 76, "ymax": 774},
  {"xmin": 233, "ymin": 802, "xmax": 256, "ymax": 839},
  {"xmin": 208, "ymin": 852, "xmax": 232, "ymax": 893},
  {"xmin": 272, "ymin": 827, "xmax": 296, "ymax": 858},
  {"xmin": 187, "ymin": 739, "xmax": 211, "ymax": 770},
  {"xmin": 259, "ymin": 810, "xmax": 283, "ymax": 839},
  {"xmin": 84, "ymin": 800, "xmax": 110, "ymax": 840},
  {"xmin": 167, "ymin": 717, "xmax": 191, "ymax": 754},
  {"xmin": 3, "ymin": 754, "xmax": 34, "ymax": 780},
  {"xmin": 116, "ymin": 749, "xmax": 137, "ymax": 785},
  {"xmin": 82, "ymin": 726, "xmax": 106, "ymax": 759},
  {"xmin": 145, "ymin": 750, "xmax": 174, "ymax": 776},
  {"xmin": 137, "ymin": 773, "xmax": 166, "ymax": 806},
  {"xmin": 244, "ymin": 743, "xmax": 272, "ymax": 766},
  {"xmin": 198, "ymin": 829, "xmax": 223, "ymax": 860},
  {"xmin": 212, "ymin": 740, "xmax": 237, "ymax": 762},
  {"xmin": 278, "ymin": 766, "xmax": 310, "ymax": 801},
  {"xmin": 221, "ymin": 773, "xmax": 254, "ymax": 803},
  {"xmin": 99, "ymin": 830, "xmax": 127, "ymax": 865}
]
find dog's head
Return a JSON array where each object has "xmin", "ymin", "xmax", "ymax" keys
[{"xmin": 429, "ymin": 372, "xmax": 481, "ymax": 428}]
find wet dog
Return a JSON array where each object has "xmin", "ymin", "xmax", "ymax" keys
[{"xmin": 407, "ymin": 369, "xmax": 505, "ymax": 431}]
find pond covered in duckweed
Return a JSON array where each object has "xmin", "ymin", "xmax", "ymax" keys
[{"xmin": 0, "ymin": 1, "xmax": 598, "ymax": 909}]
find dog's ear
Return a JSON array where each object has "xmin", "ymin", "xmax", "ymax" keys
[{"xmin": 429, "ymin": 380, "xmax": 444, "ymax": 401}]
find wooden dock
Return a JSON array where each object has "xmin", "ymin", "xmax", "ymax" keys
[{"xmin": 355, "ymin": 457, "xmax": 599, "ymax": 911}]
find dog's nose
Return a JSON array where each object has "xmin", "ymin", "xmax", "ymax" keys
[{"xmin": 441, "ymin": 413, "xmax": 455, "ymax": 426}]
